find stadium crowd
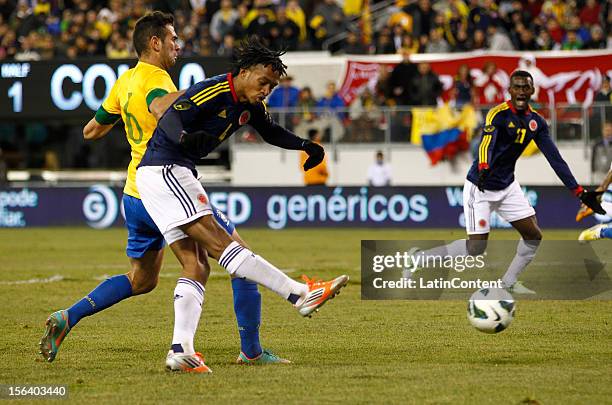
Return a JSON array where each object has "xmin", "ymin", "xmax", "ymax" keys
[{"xmin": 0, "ymin": 0, "xmax": 611, "ymax": 60}]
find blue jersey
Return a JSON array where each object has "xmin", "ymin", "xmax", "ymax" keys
[
  {"xmin": 139, "ymin": 73, "xmax": 306, "ymax": 170},
  {"xmin": 467, "ymin": 101, "xmax": 579, "ymax": 191}
]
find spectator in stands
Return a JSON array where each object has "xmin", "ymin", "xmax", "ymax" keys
[
  {"xmin": 317, "ymin": 81, "xmax": 346, "ymax": 142},
  {"xmin": 591, "ymin": 76, "xmax": 612, "ymax": 139},
  {"xmin": 454, "ymin": 63, "xmax": 474, "ymax": 108},
  {"xmin": 426, "ymin": 27, "xmax": 450, "ymax": 53},
  {"xmin": 591, "ymin": 122, "xmax": 612, "ymax": 177},
  {"xmin": 14, "ymin": 33, "xmax": 40, "ymax": 60},
  {"xmin": 562, "ymin": 30, "xmax": 583, "ymax": 50},
  {"xmin": 349, "ymin": 88, "xmax": 382, "ymax": 142},
  {"xmin": 536, "ymin": 29, "xmax": 556, "ymax": 50},
  {"xmin": 516, "ymin": 27, "xmax": 538, "ymax": 50},
  {"xmin": 367, "ymin": 150, "xmax": 392, "ymax": 186},
  {"xmin": 272, "ymin": 7, "xmax": 300, "ymax": 51},
  {"xmin": 391, "ymin": 24, "xmax": 406, "ymax": 53},
  {"xmin": 488, "ymin": 23, "xmax": 514, "ymax": 50},
  {"xmin": 300, "ymin": 129, "xmax": 328, "ymax": 186},
  {"xmin": 579, "ymin": 0, "xmax": 601, "ymax": 26},
  {"xmin": 388, "ymin": 48, "xmax": 418, "ymax": 105},
  {"xmin": 546, "ymin": 18, "xmax": 564, "ymax": 45},
  {"xmin": 409, "ymin": 0, "xmax": 435, "ymax": 38},
  {"xmin": 217, "ymin": 33, "xmax": 236, "ymax": 57},
  {"xmin": 247, "ymin": 5, "xmax": 275, "ymax": 39},
  {"xmin": 452, "ymin": 28, "xmax": 470, "ymax": 52},
  {"xmin": 0, "ymin": 28, "xmax": 17, "ymax": 59},
  {"xmin": 566, "ymin": 15, "xmax": 590, "ymax": 44},
  {"xmin": 209, "ymin": 0, "xmax": 238, "ymax": 46},
  {"xmin": 343, "ymin": 30, "xmax": 367, "ymax": 54},
  {"xmin": 584, "ymin": 25, "xmax": 606, "ymax": 49},
  {"xmin": 297, "ymin": 87, "xmax": 317, "ymax": 122},
  {"xmin": 475, "ymin": 61, "xmax": 505, "ymax": 105},
  {"xmin": 285, "ymin": 0, "xmax": 307, "ymax": 44},
  {"xmin": 471, "ymin": 28, "xmax": 487, "ymax": 50},
  {"xmin": 410, "ymin": 62, "xmax": 443, "ymax": 106},
  {"xmin": 375, "ymin": 27, "xmax": 396, "ymax": 54},
  {"xmin": 310, "ymin": 0, "xmax": 347, "ymax": 52},
  {"xmin": 268, "ymin": 75, "xmax": 300, "ymax": 108}
]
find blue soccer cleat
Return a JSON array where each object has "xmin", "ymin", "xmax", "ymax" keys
[{"xmin": 39, "ymin": 310, "xmax": 71, "ymax": 362}]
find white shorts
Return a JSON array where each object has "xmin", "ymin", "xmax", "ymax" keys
[
  {"xmin": 463, "ymin": 179, "xmax": 535, "ymax": 235},
  {"xmin": 136, "ymin": 165, "xmax": 212, "ymax": 244}
]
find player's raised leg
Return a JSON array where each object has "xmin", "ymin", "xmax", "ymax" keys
[{"xmin": 180, "ymin": 214, "xmax": 348, "ymax": 317}]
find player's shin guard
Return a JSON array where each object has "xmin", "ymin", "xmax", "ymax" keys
[
  {"xmin": 220, "ymin": 242, "xmax": 308, "ymax": 301},
  {"xmin": 66, "ymin": 274, "xmax": 133, "ymax": 328},
  {"xmin": 232, "ymin": 278, "xmax": 262, "ymax": 359},
  {"xmin": 502, "ymin": 239, "xmax": 540, "ymax": 287},
  {"xmin": 171, "ymin": 278, "xmax": 204, "ymax": 355}
]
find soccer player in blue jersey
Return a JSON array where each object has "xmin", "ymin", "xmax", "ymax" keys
[
  {"xmin": 135, "ymin": 38, "xmax": 349, "ymax": 371},
  {"xmin": 40, "ymin": 14, "xmax": 288, "ymax": 372},
  {"xmin": 406, "ymin": 70, "xmax": 604, "ymax": 294}
]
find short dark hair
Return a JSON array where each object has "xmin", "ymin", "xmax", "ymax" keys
[
  {"xmin": 231, "ymin": 36, "xmax": 287, "ymax": 77},
  {"xmin": 510, "ymin": 70, "xmax": 534, "ymax": 83},
  {"xmin": 133, "ymin": 11, "xmax": 174, "ymax": 57},
  {"xmin": 307, "ymin": 128, "xmax": 319, "ymax": 140}
]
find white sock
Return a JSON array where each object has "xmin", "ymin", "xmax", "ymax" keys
[
  {"xmin": 172, "ymin": 278, "xmax": 204, "ymax": 355},
  {"xmin": 502, "ymin": 239, "xmax": 540, "ymax": 287},
  {"xmin": 420, "ymin": 239, "xmax": 469, "ymax": 259},
  {"xmin": 219, "ymin": 242, "xmax": 308, "ymax": 300}
]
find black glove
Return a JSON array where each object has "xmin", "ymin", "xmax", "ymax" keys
[
  {"xmin": 302, "ymin": 141, "xmax": 325, "ymax": 171},
  {"xmin": 578, "ymin": 189, "xmax": 606, "ymax": 215},
  {"xmin": 477, "ymin": 168, "xmax": 490, "ymax": 192}
]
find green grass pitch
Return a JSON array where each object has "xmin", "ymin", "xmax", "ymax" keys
[{"xmin": 0, "ymin": 228, "xmax": 610, "ymax": 404}]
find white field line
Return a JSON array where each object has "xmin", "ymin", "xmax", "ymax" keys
[{"xmin": 0, "ymin": 274, "xmax": 64, "ymax": 285}]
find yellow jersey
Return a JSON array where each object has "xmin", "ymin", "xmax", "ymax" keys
[{"xmin": 95, "ymin": 61, "xmax": 176, "ymax": 198}]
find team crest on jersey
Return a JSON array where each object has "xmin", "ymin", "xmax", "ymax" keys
[
  {"xmin": 479, "ymin": 219, "xmax": 488, "ymax": 228},
  {"xmin": 173, "ymin": 101, "xmax": 192, "ymax": 111},
  {"xmin": 239, "ymin": 110, "xmax": 251, "ymax": 125},
  {"xmin": 508, "ymin": 122, "xmax": 516, "ymax": 128},
  {"xmin": 529, "ymin": 119, "xmax": 538, "ymax": 131},
  {"xmin": 197, "ymin": 194, "xmax": 208, "ymax": 204},
  {"xmin": 218, "ymin": 109, "xmax": 227, "ymax": 118},
  {"xmin": 484, "ymin": 125, "xmax": 495, "ymax": 133}
]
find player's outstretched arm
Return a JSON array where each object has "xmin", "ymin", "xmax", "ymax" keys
[
  {"xmin": 597, "ymin": 169, "xmax": 612, "ymax": 192},
  {"xmin": 251, "ymin": 103, "xmax": 325, "ymax": 171},
  {"xmin": 149, "ymin": 90, "xmax": 186, "ymax": 120},
  {"xmin": 83, "ymin": 117, "xmax": 116, "ymax": 141}
]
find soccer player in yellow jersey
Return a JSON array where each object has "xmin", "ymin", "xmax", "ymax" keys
[{"xmin": 40, "ymin": 12, "xmax": 288, "ymax": 372}]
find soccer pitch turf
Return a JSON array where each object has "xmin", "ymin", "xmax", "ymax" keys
[{"xmin": 0, "ymin": 228, "xmax": 610, "ymax": 404}]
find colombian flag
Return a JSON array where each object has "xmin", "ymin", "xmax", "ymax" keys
[{"xmin": 411, "ymin": 104, "xmax": 477, "ymax": 165}]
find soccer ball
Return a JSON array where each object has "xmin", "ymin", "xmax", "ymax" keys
[{"xmin": 467, "ymin": 288, "xmax": 516, "ymax": 334}]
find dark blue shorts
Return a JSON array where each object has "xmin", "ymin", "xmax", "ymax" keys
[{"xmin": 123, "ymin": 194, "xmax": 236, "ymax": 258}]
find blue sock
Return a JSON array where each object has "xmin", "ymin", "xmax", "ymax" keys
[
  {"xmin": 232, "ymin": 277, "xmax": 262, "ymax": 359},
  {"xmin": 67, "ymin": 275, "xmax": 133, "ymax": 328},
  {"xmin": 601, "ymin": 225, "xmax": 612, "ymax": 239}
]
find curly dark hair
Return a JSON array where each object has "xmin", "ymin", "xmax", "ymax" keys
[{"xmin": 231, "ymin": 36, "xmax": 287, "ymax": 77}]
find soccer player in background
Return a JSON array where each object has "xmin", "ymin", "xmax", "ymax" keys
[
  {"xmin": 578, "ymin": 163, "xmax": 612, "ymax": 241},
  {"xmin": 135, "ymin": 38, "xmax": 349, "ymax": 370},
  {"xmin": 40, "ymin": 12, "xmax": 288, "ymax": 372},
  {"xmin": 405, "ymin": 71, "xmax": 604, "ymax": 294}
]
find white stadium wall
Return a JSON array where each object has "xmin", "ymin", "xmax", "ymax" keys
[{"xmin": 231, "ymin": 144, "xmax": 591, "ymax": 186}]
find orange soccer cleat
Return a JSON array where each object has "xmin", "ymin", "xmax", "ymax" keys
[
  {"xmin": 296, "ymin": 275, "xmax": 349, "ymax": 317},
  {"xmin": 165, "ymin": 351, "xmax": 212, "ymax": 373},
  {"xmin": 576, "ymin": 205, "xmax": 594, "ymax": 222}
]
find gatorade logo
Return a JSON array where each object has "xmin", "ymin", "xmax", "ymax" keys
[{"xmin": 82, "ymin": 185, "xmax": 118, "ymax": 229}]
